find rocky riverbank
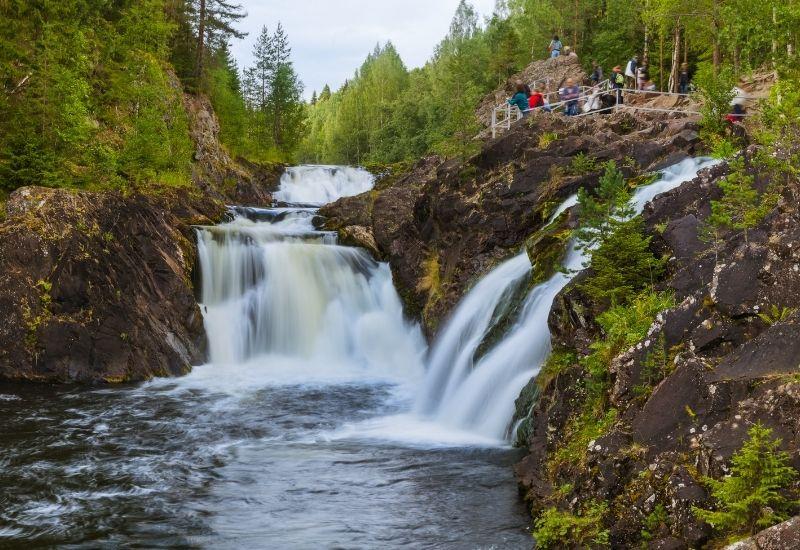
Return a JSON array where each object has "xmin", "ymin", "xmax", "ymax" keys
[{"xmin": 515, "ymin": 147, "xmax": 800, "ymax": 548}]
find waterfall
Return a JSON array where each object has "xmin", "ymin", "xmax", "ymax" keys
[
  {"xmin": 414, "ymin": 156, "xmax": 719, "ymax": 442},
  {"xmin": 192, "ymin": 158, "xmax": 717, "ymax": 447},
  {"xmin": 193, "ymin": 166, "xmax": 426, "ymax": 389},
  {"xmin": 274, "ymin": 165, "xmax": 376, "ymax": 206}
]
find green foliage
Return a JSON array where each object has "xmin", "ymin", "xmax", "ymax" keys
[
  {"xmin": 695, "ymin": 65, "xmax": 736, "ymax": 138},
  {"xmin": 537, "ymin": 348, "xmax": 577, "ymax": 390},
  {"xmin": 693, "ymin": 423, "xmax": 798, "ymax": 538},
  {"xmin": 709, "ymin": 136, "xmax": 738, "ymax": 160},
  {"xmin": 0, "ymin": 0, "xmax": 193, "ymax": 192},
  {"xmin": 707, "ymin": 157, "xmax": 780, "ymax": 244},
  {"xmin": 633, "ymin": 334, "xmax": 671, "ymax": 399},
  {"xmin": 574, "ymin": 161, "xmax": 634, "ymax": 250},
  {"xmin": 538, "ymin": 132, "xmax": 559, "ymax": 149},
  {"xmin": 641, "ymin": 503, "xmax": 669, "ymax": 543},
  {"xmin": 574, "ymin": 161, "xmax": 665, "ymax": 304},
  {"xmin": 533, "ymin": 501, "xmax": 610, "ymax": 549},
  {"xmin": 758, "ymin": 305, "xmax": 797, "ymax": 326},
  {"xmin": 583, "ymin": 217, "xmax": 666, "ymax": 304},
  {"xmin": 568, "ymin": 153, "xmax": 599, "ymax": 176}
]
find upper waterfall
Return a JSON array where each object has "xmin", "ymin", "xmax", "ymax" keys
[{"xmin": 274, "ymin": 165, "xmax": 375, "ymax": 205}]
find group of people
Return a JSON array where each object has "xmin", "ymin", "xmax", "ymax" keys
[
  {"xmin": 506, "ymin": 77, "xmax": 584, "ymax": 118},
  {"xmin": 506, "ymin": 42, "xmax": 748, "ymax": 130}
]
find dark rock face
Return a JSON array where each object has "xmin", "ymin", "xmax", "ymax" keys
[
  {"xmin": 184, "ymin": 94, "xmax": 284, "ymax": 205},
  {"xmin": 0, "ymin": 186, "xmax": 223, "ymax": 383},
  {"xmin": 321, "ymin": 113, "xmax": 703, "ymax": 334},
  {"xmin": 515, "ymin": 153, "xmax": 800, "ymax": 548}
]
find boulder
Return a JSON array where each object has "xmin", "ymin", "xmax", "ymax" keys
[{"xmin": 0, "ymin": 186, "xmax": 217, "ymax": 383}]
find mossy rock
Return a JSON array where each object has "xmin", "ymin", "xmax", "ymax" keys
[{"xmin": 525, "ymin": 212, "xmax": 573, "ymax": 286}]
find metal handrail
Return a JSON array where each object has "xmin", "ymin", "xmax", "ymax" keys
[{"xmin": 488, "ymin": 79, "xmax": 752, "ymax": 138}]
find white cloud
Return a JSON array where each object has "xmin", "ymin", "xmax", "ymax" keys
[{"xmin": 231, "ymin": 0, "xmax": 498, "ymax": 99}]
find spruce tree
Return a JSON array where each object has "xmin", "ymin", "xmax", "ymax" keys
[{"xmin": 693, "ymin": 423, "xmax": 798, "ymax": 538}]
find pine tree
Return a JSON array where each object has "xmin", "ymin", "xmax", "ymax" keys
[
  {"xmin": 707, "ymin": 157, "xmax": 780, "ymax": 244},
  {"xmin": 319, "ymin": 84, "xmax": 332, "ymax": 102},
  {"xmin": 693, "ymin": 423, "xmax": 798, "ymax": 537},
  {"xmin": 190, "ymin": 0, "xmax": 246, "ymax": 84},
  {"xmin": 575, "ymin": 161, "xmax": 636, "ymax": 252}
]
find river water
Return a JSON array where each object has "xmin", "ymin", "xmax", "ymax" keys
[{"xmin": 0, "ymin": 166, "xmax": 532, "ymax": 549}]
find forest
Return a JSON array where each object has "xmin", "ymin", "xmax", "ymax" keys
[
  {"xmin": 1, "ymin": 0, "xmax": 798, "ymax": 194},
  {"xmin": 0, "ymin": 0, "xmax": 304, "ymax": 196},
  {"xmin": 300, "ymin": 0, "xmax": 800, "ymax": 165}
]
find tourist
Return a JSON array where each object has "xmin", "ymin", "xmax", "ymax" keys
[
  {"xmin": 611, "ymin": 66, "xmax": 625, "ymax": 104},
  {"xmin": 548, "ymin": 35, "xmax": 562, "ymax": 58},
  {"xmin": 679, "ymin": 63, "xmax": 690, "ymax": 94},
  {"xmin": 590, "ymin": 61, "xmax": 603, "ymax": 85},
  {"xmin": 529, "ymin": 86, "xmax": 546, "ymax": 110},
  {"xmin": 642, "ymin": 80, "xmax": 657, "ymax": 92},
  {"xmin": 625, "ymin": 55, "xmax": 638, "ymax": 89},
  {"xmin": 560, "ymin": 78, "xmax": 581, "ymax": 116},
  {"xmin": 508, "ymin": 81, "xmax": 530, "ymax": 117},
  {"xmin": 726, "ymin": 103, "xmax": 746, "ymax": 125},
  {"xmin": 563, "ymin": 46, "xmax": 578, "ymax": 58},
  {"xmin": 636, "ymin": 64, "xmax": 648, "ymax": 91}
]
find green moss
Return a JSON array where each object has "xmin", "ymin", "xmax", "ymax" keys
[
  {"xmin": 533, "ymin": 500, "xmax": 610, "ymax": 549},
  {"xmin": 550, "ymin": 407, "xmax": 618, "ymax": 474},
  {"xmin": 526, "ymin": 225, "xmax": 572, "ymax": 286}
]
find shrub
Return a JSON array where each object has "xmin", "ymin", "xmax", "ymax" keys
[
  {"xmin": 583, "ymin": 217, "xmax": 666, "ymax": 304},
  {"xmin": 706, "ymin": 157, "xmax": 780, "ymax": 245},
  {"xmin": 694, "ymin": 64, "xmax": 736, "ymax": 138},
  {"xmin": 568, "ymin": 152, "xmax": 598, "ymax": 175},
  {"xmin": 693, "ymin": 423, "xmax": 798, "ymax": 539},
  {"xmin": 533, "ymin": 501, "xmax": 610, "ymax": 549}
]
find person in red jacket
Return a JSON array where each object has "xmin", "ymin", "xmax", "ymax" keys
[{"xmin": 529, "ymin": 86, "xmax": 545, "ymax": 110}]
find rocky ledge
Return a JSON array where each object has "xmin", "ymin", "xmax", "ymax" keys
[
  {"xmin": 0, "ymin": 186, "xmax": 225, "ymax": 383},
  {"xmin": 515, "ymin": 149, "xmax": 800, "ymax": 548},
  {"xmin": 321, "ymin": 111, "xmax": 702, "ymax": 335}
]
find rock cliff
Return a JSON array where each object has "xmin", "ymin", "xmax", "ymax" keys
[
  {"xmin": 514, "ymin": 148, "xmax": 800, "ymax": 547},
  {"xmin": 321, "ymin": 111, "xmax": 702, "ymax": 334}
]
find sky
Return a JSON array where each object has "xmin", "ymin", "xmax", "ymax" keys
[{"xmin": 231, "ymin": 0, "xmax": 498, "ymax": 100}]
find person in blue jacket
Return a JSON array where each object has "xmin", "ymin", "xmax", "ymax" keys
[{"xmin": 508, "ymin": 81, "xmax": 530, "ymax": 117}]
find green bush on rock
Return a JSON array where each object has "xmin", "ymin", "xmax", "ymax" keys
[
  {"xmin": 693, "ymin": 423, "xmax": 798, "ymax": 542},
  {"xmin": 533, "ymin": 501, "xmax": 610, "ymax": 549}
]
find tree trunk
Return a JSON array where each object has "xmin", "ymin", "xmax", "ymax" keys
[
  {"xmin": 659, "ymin": 33, "xmax": 664, "ymax": 91},
  {"xmin": 668, "ymin": 25, "xmax": 681, "ymax": 93},
  {"xmin": 196, "ymin": 0, "xmax": 207, "ymax": 84},
  {"xmin": 573, "ymin": 0, "xmax": 579, "ymax": 52},
  {"xmin": 772, "ymin": 5, "xmax": 779, "ymax": 80}
]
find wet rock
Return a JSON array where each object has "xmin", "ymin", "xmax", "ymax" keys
[
  {"xmin": 338, "ymin": 225, "xmax": 381, "ymax": 258},
  {"xmin": 725, "ymin": 516, "xmax": 800, "ymax": 550},
  {"xmin": 0, "ymin": 186, "xmax": 213, "ymax": 383}
]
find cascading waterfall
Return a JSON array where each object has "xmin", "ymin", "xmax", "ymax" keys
[
  {"xmin": 413, "ymin": 156, "xmax": 719, "ymax": 442},
  {"xmin": 193, "ymin": 167, "xmax": 426, "ymax": 389},
  {"xmin": 274, "ymin": 165, "xmax": 376, "ymax": 206}
]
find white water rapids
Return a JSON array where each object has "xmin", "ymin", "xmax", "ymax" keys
[{"xmin": 191, "ymin": 159, "xmax": 717, "ymax": 447}]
